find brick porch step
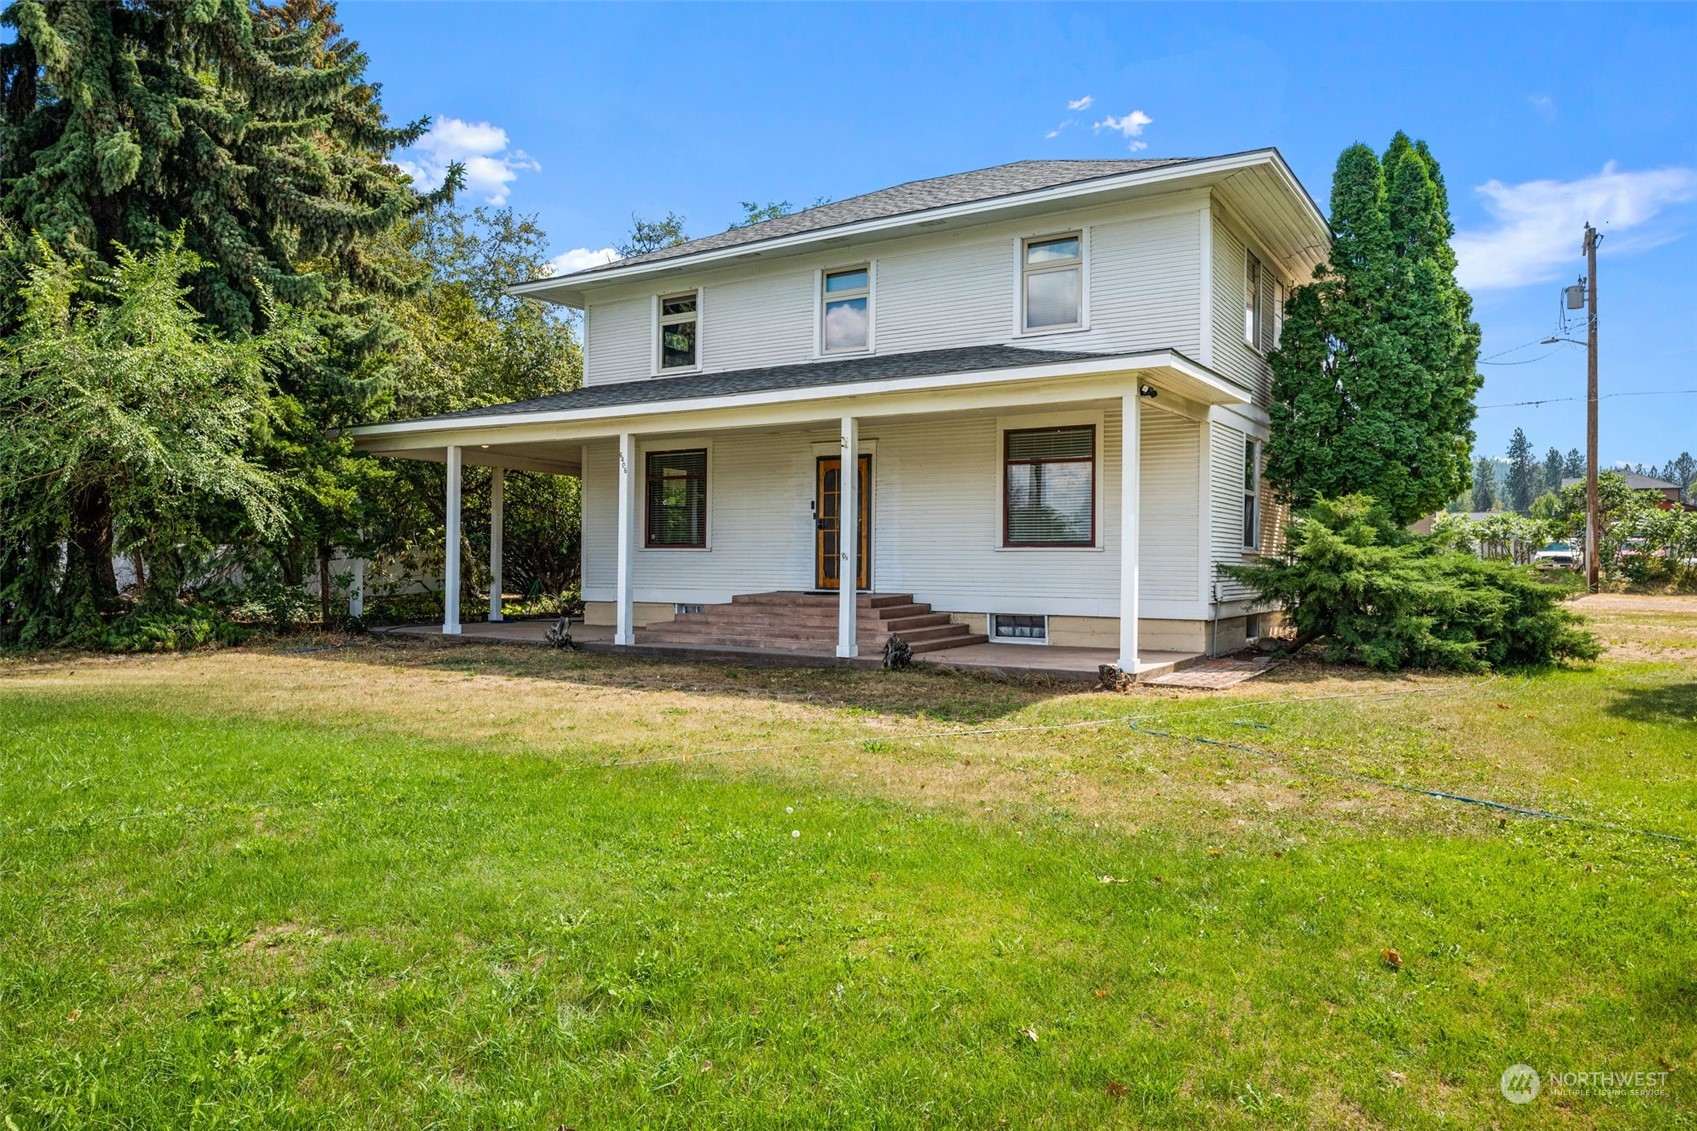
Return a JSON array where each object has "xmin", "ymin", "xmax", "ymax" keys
[{"xmin": 641, "ymin": 591, "xmax": 985, "ymax": 654}]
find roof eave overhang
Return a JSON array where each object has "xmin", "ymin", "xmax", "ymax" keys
[
  {"xmin": 349, "ymin": 350, "xmax": 1248, "ymax": 455},
  {"xmin": 512, "ymin": 149, "xmax": 1324, "ymax": 309}
]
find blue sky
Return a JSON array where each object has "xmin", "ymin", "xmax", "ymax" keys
[{"xmin": 344, "ymin": 1, "xmax": 1697, "ymax": 470}]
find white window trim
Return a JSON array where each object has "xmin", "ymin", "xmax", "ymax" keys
[
  {"xmin": 993, "ymin": 408, "xmax": 1106, "ymax": 551},
  {"xmin": 1242, "ymin": 437, "xmax": 1260, "ymax": 551},
  {"xmin": 653, "ymin": 288, "xmax": 701, "ymax": 376},
  {"xmin": 638, "ymin": 437, "xmax": 713, "ymax": 551},
  {"xmin": 816, "ymin": 262, "xmax": 874, "ymax": 357},
  {"xmin": 1014, "ymin": 229, "xmax": 1089, "ymax": 338},
  {"xmin": 988, "ymin": 613, "xmax": 1050, "ymax": 646}
]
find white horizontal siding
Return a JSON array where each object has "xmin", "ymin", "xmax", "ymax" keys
[
  {"xmin": 582, "ymin": 404, "xmax": 1204, "ymax": 618},
  {"xmin": 1210, "ymin": 212, "xmax": 1274, "ymax": 405},
  {"xmin": 1087, "ymin": 209, "xmax": 1201, "ymax": 358},
  {"xmin": 701, "ymin": 270, "xmax": 816, "ymax": 371},
  {"xmin": 1139, "ymin": 410, "xmax": 1201, "ymax": 602},
  {"xmin": 583, "ymin": 295, "xmax": 651, "ymax": 384},
  {"xmin": 579, "ymin": 191, "xmax": 1215, "ymax": 389},
  {"xmin": 1209, "ymin": 422, "xmax": 1255, "ymax": 601}
]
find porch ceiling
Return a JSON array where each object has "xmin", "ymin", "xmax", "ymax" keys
[{"xmin": 348, "ymin": 345, "xmax": 1244, "ymax": 465}]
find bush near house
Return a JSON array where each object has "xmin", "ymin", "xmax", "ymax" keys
[{"xmin": 1221, "ymin": 496, "xmax": 1599, "ymax": 671}]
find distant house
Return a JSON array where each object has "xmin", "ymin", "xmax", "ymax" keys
[
  {"xmin": 1561, "ymin": 473, "xmax": 1691, "ymax": 509},
  {"xmin": 349, "ymin": 151, "xmax": 1328, "ymax": 669}
]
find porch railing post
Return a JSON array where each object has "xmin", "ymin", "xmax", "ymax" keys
[
  {"xmin": 1118, "ymin": 392, "xmax": 1140, "ymax": 672},
  {"xmin": 443, "ymin": 444, "xmax": 462, "ymax": 635},
  {"xmin": 616, "ymin": 432, "xmax": 636, "ymax": 645},
  {"xmin": 488, "ymin": 467, "xmax": 504, "ymax": 622},
  {"xmin": 837, "ymin": 414, "xmax": 859, "ymax": 659}
]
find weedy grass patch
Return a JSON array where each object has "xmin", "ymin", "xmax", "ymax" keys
[{"xmin": 1, "ymin": 596, "xmax": 1693, "ymax": 1128}]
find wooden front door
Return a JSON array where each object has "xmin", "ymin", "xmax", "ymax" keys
[{"xmin": 815, "ymin": 454, "xmax": 871, "ymax": 591}]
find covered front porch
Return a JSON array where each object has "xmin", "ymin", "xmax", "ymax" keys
[
  {"xmin": 376, "ymin": 612, "xmax": 1203, "ymax": 683},
  {"xmin": 350, "ymin": 345, "xmax": 1256, "ymax": 677}
]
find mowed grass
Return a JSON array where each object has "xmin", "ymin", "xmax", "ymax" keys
[{"xmin": 1, "ymin": 596, "xmax": 1694, "ymax": 1128}]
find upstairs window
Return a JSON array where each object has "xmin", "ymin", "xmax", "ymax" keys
[
  {"xmin": 645, "ymin": 449, "xmax": 707, "ymax": 547},
  {"xmin": 821, "ymin": 267, "xmax": 870, "ymax": 353},
  {"xmin": 1244, "ymin": 252, "xmax": 1262, "ymax": 349},
  {"xmin": 658, "ymin": 292, "xmax": 698, "ymax": 370},
  {"xmin": 1242, "ymin": 439, "xmax": 1260, "ymax": 550},
  {"xmin": 1005, "ymin": 425, "xmax": 1095, "ymax": 546},
  {"xmin": 1022, "ymin": 234, "xmax": 1082, "ymax": 331}
]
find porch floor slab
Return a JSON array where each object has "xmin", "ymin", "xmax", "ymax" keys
[{"xmin": 377, "ymin": 619, "xmax": 1201, "ymax": 682}]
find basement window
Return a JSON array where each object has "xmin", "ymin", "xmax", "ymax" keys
[{"xmin": 991, "ymin": 614, "xmax": 1049, "ymax": 643}]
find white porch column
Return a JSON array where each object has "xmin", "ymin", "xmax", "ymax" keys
[
  {"xmin": 488, "ymin": 468, "xmax": 504, "ymax": 622},
  {"xmin": 348, "ymin": 557, "xmax": 365, "ymax": 620},
  {"xmin": 615, "ymin": 432, "xmax": 636, "ymax": 645},
  {"xmin": 836, "ymin": 414, "xmax": 859, "ymax": 658},
  {"xmin": 443, "ymin": 444, "xmax": 462, "ymax": 635},
  {"xmin": 1117, "ymin": 392, "xmax": 1141, "ymax": 672}
]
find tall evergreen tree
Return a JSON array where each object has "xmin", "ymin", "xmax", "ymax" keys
[
  {"xmin": 1543, "ymin": 447, "xmax": 1565, "ymax": 497},
  {"xmin": 1564, "ymin": 448, "xmax": 1585, "ymax": 478},
  {"xmin": 0, "ymin": 0, "xmax": 451, "ymax": 617},
  {"xmin": 1472, "ymin": 457, "xmax": 1498, "ymax": 513},
  {"xmin": 1266, "ymin": 134, "xmax": 1482, "ymax": 525},
  {"xmin": 1505, "ymin": 427, "xmax": 1537, "ymax": 513}
]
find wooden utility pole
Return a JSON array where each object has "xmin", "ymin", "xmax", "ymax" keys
[{"xmin": 1584, "ymin": 223, "xmax": 1601, "ymax": 592}]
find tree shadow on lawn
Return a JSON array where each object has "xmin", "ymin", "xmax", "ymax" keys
[
  {"xmin": 299, "ymin": 635, "xmax": 1083, "ymax": 723},
  {"xmin": 1604, "ymin": 681, "xmax": 1697, "ymax": 728}
]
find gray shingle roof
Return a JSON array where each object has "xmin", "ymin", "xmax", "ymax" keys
[
  {"xmin": 1562, "ymin": 473, "xmax": 1679, "ymax": 492},
  {"xmin": 395, "ymin": 345, "xmax": 1110, "ymax": 425},
  {"xmin": 561, "ymin": 158, "xmax": 1192, "ymax": 280}
]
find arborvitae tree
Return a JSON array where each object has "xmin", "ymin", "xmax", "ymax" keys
[
  {"xmin": 1564, "ymin": 448, "xmax": 1585, "ymax": 479},
  {"xmin": 1472, "ymin": 457, "xmax": 1498, "ymax": 512},
  {"xmin": 1266, "ymin": 134, "xmax": 1482, "ymax": 526},
  {"xmin": 1543, "ymin": 447, "xmax": 1565, "ymax": 496},
  {"xmin": 1505, "ymin": 427, "xmax": 1537, "ymax": 513}
]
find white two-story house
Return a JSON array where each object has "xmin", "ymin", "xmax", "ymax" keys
[{"xmin": 351, "ymin": 150, "xmax": 1329, "ymax": 673}]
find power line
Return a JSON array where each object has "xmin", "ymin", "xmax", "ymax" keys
[{"xmin": 1476, "ymin": 388, "xmax": 1697, "ymax": 410}]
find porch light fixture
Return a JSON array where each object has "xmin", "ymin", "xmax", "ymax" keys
[{"xmin": 1138, "ymin": 384, "xmax": 1158, "ymax": 398}]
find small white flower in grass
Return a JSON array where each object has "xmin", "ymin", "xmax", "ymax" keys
[
  {"xmin": 791, "ymin": 829, "xmax": 801, "ymax": 838},
  {"xmin": 785, "ymin": 806, "xmax": 794, "ymax": 813}
]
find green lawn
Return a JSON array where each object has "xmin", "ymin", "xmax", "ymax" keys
[{"xmin": 2, "ymin": 596, "xmax": 1693, "ymax": 1128}]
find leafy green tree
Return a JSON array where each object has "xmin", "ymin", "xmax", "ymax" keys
[
  {"xmin": 0, "ymin": 238, "xmax": 278, "ymax": 645},
  {"xmin": 617, "ymin": 212, "xmax": 689, "ymax": 258},
  {"xmin": 1471, "ymin": 457, "xmax": 1497, "ymax": 512},
  {"xmin": 1505, "ymin": 427, "xmax": 1537, "ymax": 513},
  {"xmin": 0, "ymin": 0, "xmax": 447, "ymax": 618},
  {"xmin": 730, "ymin": 201, "xmax": 794, "ymax": 228},
  {"xmin": 1266, "ymin": 134, "xmax": 1482, "ymax": 525}
]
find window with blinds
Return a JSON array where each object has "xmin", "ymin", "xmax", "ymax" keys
[
  {"xmin": 645, "ymin": 449, "xmax": 707, "ymax": 547},
  {"xmin": 1004, "ymin": 425, "xmax": 1095, "ymax": 546}
]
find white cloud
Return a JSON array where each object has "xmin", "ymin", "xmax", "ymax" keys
[
  {"xmin": 396, "ymin": 115, "xmax": 540, "ymax": 205},
  {"xmin": 1067, "ymin": 95, "xmax": 1093, "ymax": 111},
  {"xmin": 546, "ymin": 247, "xmax": 618, "ymax": 277},
  {"xmin": 1527, "ymin": 94, "xmax": 1556, "ymax": 119},
  {"xmin": 1453, "ymin": 163, "xmax": 1697, "ymax": 290},
  {"xmin": 1045, "ymin": 118, "xmax": 1075, "ymax": 140},
  {"xmin": 1093, "ymin": 110, "xmax": 1153, "ymax": 151}
]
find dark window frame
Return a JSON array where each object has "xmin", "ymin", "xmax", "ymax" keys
[
  {"xmin": 657, "ymin": 291, "xmax": 699, "ymax": 372},
  {"xmin": 644, "ymin": 448, "xmax": 708, "ymax": 548},
  {"xmin": 1242, "ymin": 439, "xmax": 1260, "ymax": 551},
  {"xmin": 1002, "ymin": 424, "xmax": 1097, "ymax": 548}
]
